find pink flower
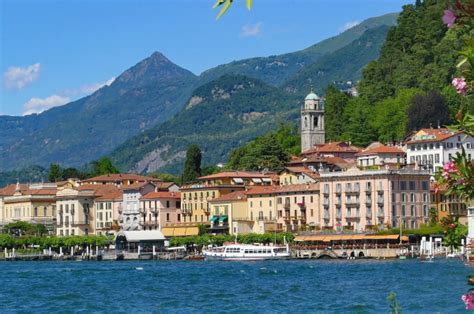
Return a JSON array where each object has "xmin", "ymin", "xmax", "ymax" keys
[
  {"xmin": 443, "ymin": 161, "xmax": 457, "ymax": 173},
  {"xmin": 443, "ymin": 9, "xmax": 457, "ymax": 28},
  {"xmin": 452, "ymin": 77, "xmax": 467, "ymax": 95},
  {"xmin": 462, "ymin": 291, "xmax": 474, "ymax": 310}
]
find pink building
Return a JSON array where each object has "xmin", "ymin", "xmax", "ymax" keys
[
  {"xmin": 139, "ymin": 192, "xmax": 182, "ymax": 231},
  {"xmin": 319, "ymin": 168, "xmax": 431, "ymax": 232}
]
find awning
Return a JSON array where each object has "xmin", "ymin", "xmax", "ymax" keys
[
  {"xmin": 232, "ymin": 178, "xmax": 244, "ymax": 184},
  {"xmin": 116, "ymin": 230, "xmax": 166, "ymax": 242},
  {"xmin": 161, "ymin": 226, "xmax": 199, "ymax": 237},
  {"xmin": 262, "ymin": 178, "xmax": 272, "ymax": 183},
  {"xmin": 219, "ymin": 215, "xmax": 228, "ymax": 222},
  {"xmin": 210, "ymin": 216, "xmax": 219, "ymax": 223},
  {"xmin": 252, "ymin": 178, "xmax": 262, "ymax": 183}
]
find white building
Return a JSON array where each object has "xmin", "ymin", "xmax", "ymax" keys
[
  {"xmin": 406, "ymin": 128, "xmax": 474, "ymax": 172},
  {"xmin": 356, "ymin": 144, "xmax": 406, "ymax": 168},
  {"xmin": 121, "ymin": 182, "xmax": 155, "ymax": 231}
]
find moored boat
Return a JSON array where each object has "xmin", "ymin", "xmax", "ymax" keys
[{"xmin": 203, "ymin": 242, "xmax": 290, "ymax": 261}]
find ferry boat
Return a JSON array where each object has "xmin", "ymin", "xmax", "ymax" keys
[{"xmin": 203, "ymin": 242, "xmax": 291, "ymax": 261}]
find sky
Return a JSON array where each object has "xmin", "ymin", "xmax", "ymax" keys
[{"xmin": 0, "ymin": 0, "xmax": 412, "ymax": 116}]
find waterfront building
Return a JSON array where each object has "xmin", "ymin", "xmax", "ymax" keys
[
  {"xmin": 180, "ymin": 171, "xmax": 273, "ymax": 225},
  {"xmin": 80, "ymin": 173, "xmax": 162, "ymax": 187},
  {"xmin": 0, "ymin": 183, "xmax": 28, "ymax": 227},
  {"xmin": 356, "ymin": 144, "xmax": 406, "ymax": 168},
  {"xmin": 209, "ymin": 190, "xmax": 248, "ymax": 234},
  {"xmin": 405, "ymin": 128, "xmax": 474, "ymax": 173},
  {"xmin": 139, "ymin": 191, "xmax": 181, "ymax": 231},
  {"xmin": 94, "ymin": 188, "xmax": 123, "ymax": 236},
  {"xmin": 279, "ymin": 167, "xmax": 319, "ymax": 186},
  {"xmin": 301, "ymin": 89, "xmax": 325, "ymax": 152},
  {"xmin": 56, "ymin": 183, "xmax": 119, "ymax": 236},
  {"xmin": 430, "ymin": 184, "xmax": 467, "ymax": 225},
  {"xmin": 121, "ymin": 182, "xmax": 156, "ymax": 231},
  {"xmin": 286, "ymin": 155, "xmax": 349, "ymax": 172},
  {"xmin": 319, "ymin": 168, "xmax": 431, "ymax": 232},
  {"xmin": 2, "ymin": 182, "xmax": 57, "ymax": 232}
]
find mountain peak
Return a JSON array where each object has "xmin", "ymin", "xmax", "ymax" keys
[{"xmin": 149, "ymin": 51, "xmax": 170, "ymax": 62}]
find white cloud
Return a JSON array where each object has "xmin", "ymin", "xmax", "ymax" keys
[
  {"xmin": 240, "ymin": 22, "xmax": 263, "ymax": 37},
  {"xmin": 339, "ymin": 20, "xmax": 360, "ymax": 32},
  {"xmin": 3, "ymin": 63, "xmax": 41, "ymax": 90},
  {"xmin": 23, "ymin": 94, "xmax": 70, "ymax": 115}
]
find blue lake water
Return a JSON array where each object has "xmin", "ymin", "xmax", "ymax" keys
[{"xmin": 0, "ymin": 259, "xmax": 470, "ymax": 313}]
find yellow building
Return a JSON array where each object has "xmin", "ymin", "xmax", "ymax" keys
[
  {"xmin": 431, "ymin": 186, "xmax": 467, "ymax": 225},
  {"xmin": 180, "ymin": 171, "xmax": 273, "ymax": 225},
  {"xmin": 2, "ymin": 183, "xmax": 57, "ymax": 231},
  {"xmin": 209, "ymin": 191, "xmax": 248, "ymax": 234}
]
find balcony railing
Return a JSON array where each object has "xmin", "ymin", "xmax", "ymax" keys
[
  {"xmin": 257, "ymin": 216, "xmax": 276, "ymax": 222},
  {"xmin": 323, "ymin": 212, "xmax": 330, "ymax": 220},
  {"xmin": 377, "ymin": 211, "xmax": 384, "ymax": 218},
  {"xmin": 336, "ymin": 211, "xmax": 342, "ymax": 219},
  {"xmin": 71, "ymin": 221, "xmax": 89, "ymax": 226}
]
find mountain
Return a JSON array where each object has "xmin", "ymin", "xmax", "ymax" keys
[
  {"xmin": 0, "ymin": 52, "xmax": 198, "ymax": 171},
  {"xmin": 110, "ymin": 75, "xmax": 300, "ymax": 173},
  {"xmin": 199, "ymin": 13, "xmax": 398, "ymax": 86},
  {"xmin": 283, "ymin": 25, "xmax": 391, "ymax": 96}
]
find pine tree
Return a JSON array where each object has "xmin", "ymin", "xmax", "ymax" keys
[
  {"xmin": 324, "ymin": 85, "xmax": 349, "ymax": 141},
  {"xmin": 48, "ymin": 164, "xmax": 62, "ymax": 182},
  {"xmin": 182, "ymin": 144, "xmax": 202, "ymax": 183}
]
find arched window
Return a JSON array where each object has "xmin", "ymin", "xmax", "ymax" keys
[
  {"xmin": 314, "ymin": 116, "xmax": 318, "ymax": 128},
  {"xmin": 304, "ymin": 116, "xmax": 308, "ymax": 128}
]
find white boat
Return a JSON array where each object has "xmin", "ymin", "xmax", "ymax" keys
[{"xmin": 203, "ymin": 242, "xmax": 291, "ymax": 261}]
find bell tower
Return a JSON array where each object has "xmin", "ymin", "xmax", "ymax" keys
[{"xmin": 301, "ymin": 89, "xmax": 325, "ymax": 153}]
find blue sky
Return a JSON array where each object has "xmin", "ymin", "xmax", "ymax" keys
[{"xmin": 0, "ymin": 0, "xmax": 412, "ymax": 116}]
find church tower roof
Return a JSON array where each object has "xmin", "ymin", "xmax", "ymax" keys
[{"xmin": 305, "ymin": 88, "xmax": 320, "ymax": 101}]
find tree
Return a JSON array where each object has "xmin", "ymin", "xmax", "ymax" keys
[
  {"xmin": 407, "ymin": 91, "xmax": 450, "ymax": 131},
  {"xmin": 341, "ymin": 98, "xmax": 377, "ymax": 147},
  {"xmin": 324, "ymin": 85, "xmax": 349, "ymax": 141},
  {"xmin": 48, "ymin": 164, "xmax": 62, "ymax": 182},
  {"xmin": 62, "ymin": 167, "xmax": 86, "ymax": 180},
  {"xmin": 90, "ymin": 157, "xmax": 120, "ymax": 177},
  {"xmin": 182, "ymin": 145, "xmax": 202, "ymax": 183}
]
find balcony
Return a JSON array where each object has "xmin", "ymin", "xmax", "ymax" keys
[
  {"xmin": 283, "ymin": 216, "xmax": 291, "ymax": 222},
  {"xmin": 345, "ymin": 200, "xmax": 360, "ymax": 206},
  {"xmin": 139, "ymin": 207, "xmax": 145, "ymax": 214},
  {"xmin": 336, "ymin": 211, "xmax": 342, "ymax": 219},
  {"xmin": 366, "ymin": 211, "xmax": 373, "ymax": 219},
  {"xmin": 323, "ymin": 199, "xmax": 330, "ymax": 207},
  {"xmin": 377, "ymin": 198, "xmax": 384, "ymax": 205},
  {"xmin": 149, "ymin": 207, "xmax": 159, "ymax": 214},
  {"xmin": 323, "ymin": 189, "xmax": 330, "ymax": 195},
  {"xmin": 71, "ymin": 221, "xmax": 89, "ymax": 226},
  {"xmin": 377, "ymin": 211, "xmax": 385, "ymax": 218},
  {"xmin": 298, "ymin": 215, "xmax": 306, "ymax": 221},
  {"xmin": 365, "ymin": 198, "xmax": 372, "ymax": 205},
  {"xmin": 335, "ymin": 187, "xmax": 342, "ymax": 194},
  {"xmin": 297, "ymin": 202, "xmax": 306, "ymax": 210},
  {"xmin": 284, "ymin": 203, "xmax": 291, "ymax": 210},
  {"xmin": 257, "ymin": 216, "xmax": 276, "ymax": 222},
  {"xmin": 323, "ymin": 211, "xmax": 330, "ymax": 220},
  {"xmin": 353, "ymin": 185, "xmax": 360, "ymax": 193}
]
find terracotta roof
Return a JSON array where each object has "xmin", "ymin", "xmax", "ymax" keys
[
  {"xmin": 288, "ymin": 155, "xmax": 349, "ymax": 168},
  {"xmin": 356, "ymin": 145, "xmax": 405, "ymax": 157},
  {"xmin": 283, "ymin": 167, "xmax": 320, "ymax": 180},
  {"xmin": 302, "ymin": 141, "xmax": 361, "ymax": 155},
  {"xmin": 122, "ymin": 182, "xmax": 155, "ymax": 191},
  {"xmin": 141, "ymin": 191, "xmax": 181, "ymax": 200},
  {"xmin": 81, "ymin": 173, "xmax": 162, "ymax": 183},
  {"xmin": 95, "ymin": 188, "xmax": 123, "ymax": 201},
  {"xmin": 198, "ymin": 171, "xmax": 271, "ymax": 180},
  {"xmin": 27, "ymin": 188, "xmax": 57, "ymax": 195},
  {"xmin": 0, "ymin": 184, "xmax": 28, "ymax": 196},
  {"xmin": 155, "ymin": 182, "xmax": 177, "ymax": 190},
  {"xmin": 246, "ymin": 183, "xmax": 320, "ymax": 196},
  {"xmin": 210, "ymin": 191, "xmax": 247, "ymax": 202},
  {"xmin": 406, "ymin": 128, "xmax": 460, "ymax": 144}
]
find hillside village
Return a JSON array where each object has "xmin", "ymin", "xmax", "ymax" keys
[{"xmin": 1, "ymin": 91, "xmax": 472, "ymax": 247}]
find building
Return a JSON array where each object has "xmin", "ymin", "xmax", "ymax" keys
[
  {"xmin": 2, "ymin": 183, "xmax": 57, "ymax": 231},
  {"xmin": 302, "ymin": 141, "xmax": 361, "ymax": 162},
  {"xmin": 0, "ymin": 183, "xmax": 28, "ymax": 227},
  {"xmin": 319, "ymin": 168, "xmax": 431, "ymax": 232},
  {"xmin": 209, "ymin": 190, "xmax": 248, "ymax": 234},
  {"xmin": 94, "ymin": 188, "xmax": 123, "ymax": 236},
  {"xmin": 180, "ymin": 171, "xmax": 273, "ymax": 225},
  {"xmin": 279, "ymin": 167, "xmax": 319, "ymax": 186},
  {"xmin": 139, "ymin": 191, "xmax": 182, "ymax": 231},
  {"xmin": 405, "ymin": 128, "xmax": 474, "ymax": 172},
  {"xmin": 56, "ymin": 183, "xmax": 120, "ymax": 236},
  {"xmin": 121, "ymin": 182, "xmax": 156, "ymax": 231},
  {"xmin": 431, "ymin": 184, "xmax": 467, "ymax": 225},
  {"xmin": 80, "ymin": 173, "xmax": 162, "ymax": 187},
  {"xmin": 301, "ymin": 90, "xmax": 325, "ymax": 152},
  {"xmin": 287, "ymin": 155, "xmax": 349, "ymax": 172},
  {"xmin": 356, "ymin": 144, "xmax": 406, "ymax": 168}
]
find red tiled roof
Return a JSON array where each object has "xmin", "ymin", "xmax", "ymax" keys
[
  {"xmin": 198, "ymin": 171, "xmax": 271, "ymax": 180},
  {"xmin": 122, "ymin": 182, "xmax": 155, "ymax": 191},
  {"xmin": 155, "ymin": 182, "xmax": 177, "ymax": 190},
  {"xmin": 95, "ymin": 188, "xmax": 123, "ymax": 201},
  {"xmin": 356, "ymin": 145, "xmax": 405, "ymax": 157},
  {"xmin": 81, "ymin": 173, "xmax": 162, "ymax": 183},
  {"xmin": 406, "ymin": 128, "xmax": 460, "ymax": 144},
  {"xmin": 27, "ymin": 188, "xmax": 57, "ymax": 195},
  {"xmin": 141, "ymin": 191, "xmax": 181, "ymax": 200},
  {"xmin": 302, "ymin": 141, "xmax": 361, "ymax": 155},
  {"xmin": 0, "ymin": 184, "xmax": 28, "ymax": 196},
  {"xmin": 210, "ymin": 191, "xmax": 247, "ymax": 202},
  {"xmin": 284, "ymin": 167, "xmax": 320, "ymax": 180}
]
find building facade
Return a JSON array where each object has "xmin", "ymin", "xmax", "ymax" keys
[
  {"xmin": 121, "ymin": 183, "xmax": 156, "ymax": 231},
  {"xmin": 139, "ymin": 192, "xmax": 182, "ymax": 231},
  {"xmin": 319, "ymin": 168, "xmax": 431, "ymax": 232},
  {"xmin": 406, "ymin": 128, "xmax": 474, "ymax": 172}
]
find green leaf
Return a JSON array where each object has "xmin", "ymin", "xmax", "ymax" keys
[
  {"xmin": 212, "ymin": 0, "xmax": 226, "ymax": 9},
  {"xmin": 216, "ymin": 0, "xmax": 232, "ymax": 19},
  {"xmin": 456, "ymin": 57, "xmax": 468, "ymax": 68}
]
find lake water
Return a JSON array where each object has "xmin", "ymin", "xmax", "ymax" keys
[{"xmin": 0, "ymin": 259, "xmax": 470, "ymax": 313}]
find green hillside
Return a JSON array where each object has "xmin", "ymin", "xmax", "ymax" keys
[
  {"xmin": 199, "ymin": 13, "xmax": 398, "ymax": 86},
  {"xmin": 111, "ymin": 75, "xmax": 300, "ymax": 173}
]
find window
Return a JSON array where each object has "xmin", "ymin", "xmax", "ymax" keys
[
  {"xmin": 269, "ymin": 200, "xmax": 272, "ymax": 207},
  {"xmin": 410, "ymin": 193, "xmax": 415, "ymax": 203},
  {"xmin": 166, "ymin": 201, "xmax": 170, "ymax": 208},
  {"xmin": 34, "ymin": 207, "xmax": 38, "ymax": 217},
  {"xmin": 166, "ymin": 213, "xmax": 170, "ymax": 222},
  {"xmin": 400, "ymin": 181, "xmax": 407, "ymax": 190}
]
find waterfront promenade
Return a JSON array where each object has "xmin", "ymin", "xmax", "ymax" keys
[{"xmin": 0, "ymin": 259, "xmax": 468, "ymax": 312}]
